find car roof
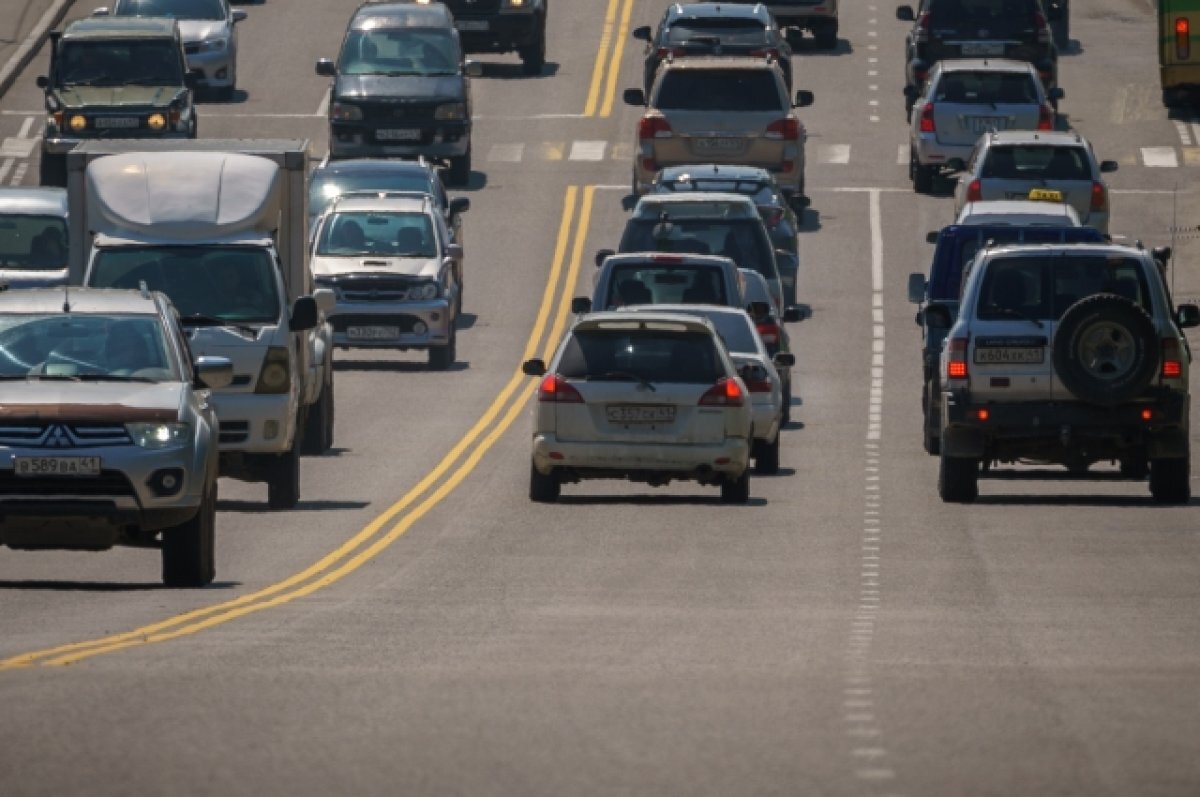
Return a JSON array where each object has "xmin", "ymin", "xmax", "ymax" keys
[
  {"xmin": 660, "ymin": 55, "xmax": 779, "ymax": 71},
  {"xmin": 574, "ymin": 310, "xmax": 718, "ymax": 335},
  {"xmin": 668, "ymin": 3, "xmax": 771, "ymax": 22},
  {"xmin": 632, "ymin": 191, "xmax": 759, "ymax": 218},
  {"xmin": 312, "ymin": 159, "xmax": 436, "ymax": 179},
  {"xmin": 603, "ymin": 252, "xmax": 738, "ymax": 268},
  {"xmin": 958, "ymin": 200, "xmax": 1081, "ymax": 223},
  {"xmin": 0, "ymin": 187, "xmax": 68, "ymax": 216},
  {"xmin": 63, "ymin": 16, "xmax": 178, "ymax": 38},
  {"xmin": 935, "ymin": 58, "xmax": 1037, "ymax": 74},
  {"xmin": 976, "ymin": 242, "xmax": 1150, "ymax": 260},
  {"xmin": 0, "ymin": 287, "xmax": 161, "ymax": 315},
  {"xmin": 351, "ymin": 2, "xmax": 454, "ymax": 29},
  {"xmin": 985, "ymin": 130, "xmax": 1087, "ymax": 146},
  {"xmin": 327, "ymin": 193, "xmax": 432, "ymax": 214}
]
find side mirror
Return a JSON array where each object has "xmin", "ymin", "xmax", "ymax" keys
[
  {"xmin": 464, "ymin": 60, "xmax": 483, "ymax": 78},
  {"xmin": 1153, "ymin": 245, "xmax": 1172, "ymax": 264},
  {"xmin": 946, "ymin": 157, "xmax": 966, "ymax": 172},
  {"xmin": 36, "ymin": 75, "xmax": 49, "ymax": 89},
  {"xmin": 903, "ymin": 85, "xmax": 919, "ymax": 100},
  {"xmin": 788, "ymin": 193, "xmax": 810, "ymax": 211},
  {"xmin": 1049, "ymin": 87, "xmax": 1064, "ymax": 100},
  {"xmin": 92, "ymin": 6, "xmax": 110, "ymax": 16},
  {"xmin": 522, "ymin": 358, "xmax": 546, "ymax": 377},
  {"xmin": 290, "ymin": 296, "xmax": 319, "ymax": 332},
  {"xmin": 623, "ymin": 88, "xmax": 646, "ymax": 106},
  {"xmin": 774, "ymin": 249, "xmax": 798, "ymax": 271},
  {"xmin": 794, "ymin": 90, "xmax": 814, "ymax": 108},
  {"xmin": 896, "ymin": 5, "xmax": 916, "ymax": 21},
  {"xmin": 925, "ymin": 230, "xmax": 940, "ymax": 243},
  {"xmin": 449, "ymin": 196, "xmax": 470, "ymax": 215},
  {"xmin": 908, "ymin": 272, "xmax": 927, "ymax": 304},
  {"xmin": 632, "ymin": 25, "xmax": 652, "ymax": 41},
  {"xmin": 194, "ymin": 356, "xmax": 233, "ymax": 390},
  {"xmin": 773, "ymin": 352, "xmax": 796, "ymax": 368},
  {"xmin": 924, "ymin": 302, "xmax": 954, "ymax": 329},
  {"xmin": 315, "ymin": 58, "xmax": 337, "ymax": 77},
  {"xmin": 312, "ymin": 287, "xmax": 336, "ymax": 313},
  {"xmin": 782, "ymin": 305, "xmax": 806, "ymax": 323},
  {"xmin": 571, "ymin": 296, "xmax": 593, "ymax": 314},
  {"xmin": 446, "ymin": 243, "xmax": 464, "ymax": 260},
  {"xmin": 232, "ymin": 9, "xmax": 247, "ymax": 22},
  {"xmin": 1176, "ymin": 304, "xmax": 1200, "ymax": 329},
  {"xmin": 594, "ymin": 248, "xmax": 615, "ymax": 268},
  {"xmin": 1100, "ymin": 160, "xmax": 1119, "ymax": 173}
]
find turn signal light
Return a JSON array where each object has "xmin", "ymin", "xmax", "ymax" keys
[
  {"xmin": 537, "ymin": 374, "xmax": 583, "ymax": 403},
  {"xmin": 638, "ymin": 116, "xmax": 673, "ymax": 139},
  {"xmin": 699, "ymin": 377, "xmax": 744, "ymax": 407},
  {"xmin": 1037, "ymin": 104, "xmax": 1054, "ymax": 130},
  {"xmin": 947, "ymin": 337, "xmax": 969, "ymax": 380},
  {"xmin": 1142, "ymin": 408, "xmax": 1154, "ymax": 422},
  {"xmin": 1090, "ymin": 181, "xmax": 1107, "ymax": 211},
  {"xmin": 765, "ymin": 118, "xmax": 800, "ymax": 140},
  {"xmin": 976, "ymin": 408, "xmax": 990, "ymax": 421},
  {"xmin": 966, "ymin": 178, "xmax": 982, "ymax": 203}
]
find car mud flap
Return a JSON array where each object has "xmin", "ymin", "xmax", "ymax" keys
[
  {"xmin": 941, "ymin": 425, "xmax": 986, "ymax": 459},
  {"xmin": 1147, "ymin": 428, "xmax": 1189, "ymax": 460}
]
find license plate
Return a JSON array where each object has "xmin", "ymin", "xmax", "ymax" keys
[
  {"xmin": 375, "ymin": 129, "xmax": 422, "ymax": 141},
  {"xmin": 347, "ymin": 325, "xmax": 400, "ymax": 340},
  {"xmin": 693, "ymin": 137, "xmax": 745, "ymax": 153},
  {"xmin": 1028, "ymin": 188, "xmax": 1063, "ymax": 202},
  {"xmin": 961, "ymin": 42, "xmax": 1005, "ymax": 56},
  {"xmin": 14, "ymin": 456, "xmax": 102, "ymax": 477},
  {"xmin": 456, "ymin": 20, "xmax": 489, "ymax": 31},
  {"xmin": 967, "ymin": 116, "xmax": 1007, "ymax": 133},
  {"xmin": 606, "ymin": 405, "xmax": 675, "ymax": 424},
  {"xmin": 974, "ymin": 347, "xmax": 1044, "ymax": 364},
  {"xmin": 93, "ymin": 117, "xmax": 140, "ymax": 129}
]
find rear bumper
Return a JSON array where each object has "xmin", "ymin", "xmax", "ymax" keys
[
  {"xmin": 456, "ymin": 13, "xmax": 542, "ymax": 52},
  {"xmin": 532, "ymin": 432, "xmax": 750, "ymax": 478}
]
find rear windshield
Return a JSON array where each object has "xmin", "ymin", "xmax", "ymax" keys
[
  {"xmin": 620, "ymin": 218, "xmax": 775, "ymax": 281},
  {"xmin": 929, "ymin": 0, "xmax": 1041, "ymax": 23},
  {"xmin": 655, "ymin": 70, "xmax": 783, "ymax": 112},
  {"xmin": 665, "ymin": 18, "xmax": 770, "ymax": 46},
  {"xmin": 701, "ymin": 311, "xmax": 759, "ymax": 354},
  {"xmin": 558, "ymin": 329, "xmax": 722, "ymax": 384},
  {"xmin": 56, "ymin": 40, "xmax": 183, "ymax": 87},
  {"xmin": 977, "ymin": 256, "xmax": 1151, "ymax": 321},
  {"xmin": 929, "ymin": 227, "xmax": 1105, "ymax": 299},
  {"xmin": 603, "ymin": 264, "xmax": 729, "ymax": 309},
  {"xmin": 934, "ymin": 71, "xmax": 1039, "ymax": 104},
  {"xmin": 982, "ymin": 146, "xmax": 1092, "ymax": 180},
  {"xmin": 0, "ymin": 214, "xmax": 67, "ymax": 271},
  {"xmin": 657, "ymin": 178, "xmax": 778, "ymax": 207}
]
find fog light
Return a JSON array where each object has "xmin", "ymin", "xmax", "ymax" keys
[
  {"xmin": 412, "ymin": 321, "xmax": 427, "ymax": 335},
  {"xmin": 147, "ymin": 468, "xmax": 185, "ymax": 497},
  {"xmin": 147, "ymin": 113, "xmax": 166, "ymax": 131},
  {"xmin": 68, "ymin": 114, "xmax": 87, "ymax": 132},
  {"xmin": 264, "ymin": 420, "xmax": 280, "ymax": 440}
]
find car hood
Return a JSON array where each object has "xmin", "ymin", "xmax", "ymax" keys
[
  {"xmin": 311, "ymin": 254, "xmax": 441, "ymax": 280},
  {"xmin": 335, "ymin": 74, "xmax": 463, "ymax": 102},
  {"xmin": 177, "ymin": 19, "xmax": 229, "ymax": 43},
  {"xmin": 0, "ymin": 381, "xmax": 183, "ymax": 422},
  {"xmin": 54, "ymin": 85, "xmax": 184, "ymax": 108}
]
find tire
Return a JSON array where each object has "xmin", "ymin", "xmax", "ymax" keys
[
  {"xmin": 39, "ymin": 150, "xmax": 66, "ymax": 188},
  {"xmin": 720, "ymin": 468, "xmax": 751, "ymax": 503},
  {"xmin": 216, "ymin": 84, "xmax": 235, "ymax": 102},
  {"xmin": 911, "ymin": 152, "xmax": 934, "ymax": 193},
  {"xmin": 267, "ymin": 436, "xmax": 301, "ymax": 510},
  {"xmin": 161, "ymin": 482, "xmax": 216, "ymax": 588},
  {"xmin": 923, "ymin": 387, "xmax": 941, "ymax": 456},
  {"xmin": 1053, "ymin": 294, "xmax": 1158, "ymax": 406},
  {"xmin": 520, "ymin": 22, "xmax": 546, "ymax": 76},
  {"xmin": 1052, "ymin": 17, "xmax": 1069, "ymax": 50},
  {"xmin": 815, "ymin": 21, "xmax": 838, "ymax": 49},
  {"xmin": 938, "ymin": 454, "xmax": 979, "ymax": 503},
  {"xmin": 1149, "ymin": 456, "xmax": 1190, "ymax": 504},
  {"xmin": 529, "ymin": 461, "xmax": 560, "ymax": 502},
  {"xmin": 1163, "ymin": 88, "xmax": 1185, "ymax": 109},
  {"xmin": 755, "ymin": 433, "xmax": 780, "ymax": 475},
  {"xmin": 1119, "ymin": 454, "xmax": 1149, "ymax": 480},
  {"xmin": 447, "ymin": 147, "xmax": 471, "ymax": 187},
  {"xmin": 428, "ymin": 325, "xmax": 456, "ymax": 370},
  {"xmin": 782, "ymin": 379, "xmax": 792, "ymax": 424},
  {"xmin": 301, "ymin": 374, "xmax": 334, "ymax": 455}
]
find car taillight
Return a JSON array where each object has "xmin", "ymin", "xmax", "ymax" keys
[
  {"xmin": 1162, "ymin": 337, "xmax": 1183, "ymax": 379},
  {"xmin": 1037, "ymin": 104, "xmax": 1054, "ymax": 130},
  {"xmin": 966, "ymin": 178, "xmax": 982, "ymax": 203},
  {"xmin": 1034, "ymin": 11, "xmax": 1050, "ymax": 43},
  {"xmin": 765, "ymin": 118, "xmax": 800, "ymax": 140},
  {"xmin": 1178, "ymin": 18, "xmax": 1191, "ymax": 60},
  {"xmin": 638, "ymin": 116, "xmax": 673, "ymax": 139},
  {"xmin": 699, "ymin": 377, "xmax": 745, "ymax": 407},
  {"xmin": 537, "ymin": 374, "xmax": 583, "ymax": 403},
  {"xmin": 756, "ymin": 321, "xmax": 781, "ymax": 346},
  {"xmin": 919, "ymin": 103, "xmax": 936, "ymax": 133},
  {"xmin": 947, "ymin": 337, "xmax": 969, "ymax": 380},
  {"xmin": 914, "ymin": 11, "xmax": 930, "ymax": 42},
  {"xmin": 1090, "ymin": 181, "xmax": 1106, "ymax": 211}
]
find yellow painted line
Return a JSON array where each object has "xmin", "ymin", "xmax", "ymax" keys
[
  {"xmin": 598, "ymin": 0, "xmax": 636, "ymax": 118},
  {"xmin": 582, "ymin": 0, "xmax": 621, "ymax": 117},
  {"xmin": 541, "ymin": 141, "xmax": 566, "ymax": 161},
  {"xmin": 0, "ymin": 186, "xmax": 588, "ymax": 671},
  {"xmin": 542, "ymin": 186, "xmax": 595, "ymax": 360}
]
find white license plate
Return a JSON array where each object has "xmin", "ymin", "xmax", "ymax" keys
[
  {"xmin": 607, "ymin": 405, "xmax": 676, "ymax": 424},
  {"xmin": 456, "ymin": 20, "xmax": 489, "ymax": 31},
  {"xmin": 14, "ymin": 456, "xmax": 102, "ymax": 477},
  {"xmin": 375, "ymin": 129, "xmax": 422, "ymax": 141},
  {"xmin": 347, "ymin": 325, "xmax": 400, "ymax": 340},
  {"xmin": 693, "ymin": 137, "xmax": 745, "ymax": 153},
  {"xmin": 967, "ymin": 116, "xmax": 1007, "ymax": 133},
  {"xmin": 93, "ymin": 117, "xmax": 140, "ymax": 129},
  {"xmin": 974, "ymin": 347, "xmax": 1044, "ymax": 364},
  {"xmin": 961, "ymin": 42, "xmax": 1005, "ymax": 56}
]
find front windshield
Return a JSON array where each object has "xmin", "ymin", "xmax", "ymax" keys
[
  {"xmin": 309, "ymin": 172, "xmax": 433, "ymax": 219},
  {"xmin": 317, "ymin": 211, "xmax": 437, "ymax": 257},
  {"xmin": 337, "ymin": 28, "xmax": 460, "ymax": 76},
  {"xmin": 56, "ymin": 40, "xmax": 184, "ymax": 87},
  {"xmin": 114, "ymin": 0, "xmax": 226, "ymax": 21},
  {"xmin": 88, "ymin": 247, "xmax": 281, "ymax": 325},
  {"xmin": 0, "ymin": 215, "xmax": 68, "ymax": 271},
  {"xmin": 0, "ymin": 313, "xmax": 177, "ymax": 380}
]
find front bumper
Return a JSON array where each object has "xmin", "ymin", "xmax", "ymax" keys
[
  {"xmin": 185, "ymin": 48, "xmax": 236, "ymax": 88},
  {"xmin": 532, "ymin": 432, "xmax": 750, "ymax": 478},
  {"xmin": 327, "ymin": 298, "xmax": 453, "ymax": 349},
  {"xmin": 456, "ymin": 13, "xmax": 542, "ymax": 52},
  {"xmin": 328, "ymin": 121, "xmax": 470, "ymax": 160},
  {"xmin": 209, "ymin": 391, "xmax": 296, "ymax": 455}
]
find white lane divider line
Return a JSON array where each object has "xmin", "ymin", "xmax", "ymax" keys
[
  {"xmin": 0, "ymin": 158, "xmax": 14, "ymax": 184},
  {"xmin": 819, "ymin": 144, "xmax": 851, "ymax": 164},
  {"xmin": 10, "ymin": 163, "xmax": 28, "ymax": 185},
  {"xmin": 0, "ymin": 138, "xmax": 35, "ymax": 158},
  {"xmin": 315, "ymin": 88, "xmax": 331, "ymax": 118},
  {"xmin": 568, "ymin": 140, "xmax": 607, "ymax": 161},
  {"xmin": 897, "ymin": 145, "xmax": 908, "ymax": 166},
  {"xmin": 1174, "ymin": 120, "xmax": 1193, "ymax": 146},
  {"xmin": 16, "ymin": 115, "xmax": 35, "ymax": 139},
  {"xmin": 1191, "ymin": 123, "xmax": 1200, "ymax": 148},
  {"xmin": 487, "ymin": 143, "xmax": 525, "ymax": 163},
  {"xmin": 1141, "ymin": 146, "xmax": 1179, "ymax": 168}
]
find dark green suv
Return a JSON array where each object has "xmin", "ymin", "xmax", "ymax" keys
[{"xmin": 37, "ymin": 16, "xmax": 197, "ymax": 186}]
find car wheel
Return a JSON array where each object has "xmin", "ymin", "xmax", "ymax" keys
[
  {"xmin": 755, "ymin": 433, "xmax": 780, "ymax": 475},
  {"xmin": 447, "ymin": 147, "xmax": 472, "ymax": 187},
  {"xmin": 529, "ymin": 461, "xmax": 560, "ymax": 502},
  {"xmin": 301, "ymin": 373, "xmax": 334, "ymax": 455},
  {"xmin": 216, "ymin": 84, "xmax": 235, "ymax": 102},
  {"xmin": 1149, "ymin": 456, "xmax": 1190, "ymax": 504},
  {"xmin": 161, "ymin": 482, "xmax": 216, "ymax": 588},
  {"xmin": 938, "ymin": 453, "xmax": 978, "ymax": 503},
  {"xmin": 520, "ymin": 21, "xmax": 546, "ymax": 76},
  {"xmin": 923, "ymin": 389, "xmax": 941, "ymax": 456},
  {"xmin": 1162, "ymin": 88, "xmax": 1185, "ymax": 109},
  {"xmin": 815, "ymin": 21, "xmax": 838, "ymax": 49},
  {"xmin": 39, "ymin": 150, "xmax": 66, "ymax": 188},
  {"xmin": 720, "ymin": 468, "xmax": 751, "ymax": 503},
  {"xmin": 428, "ymin": 325, "xmax": 456, "ymax": 370},
  {"xmin": 911, "ymin": 152, "xmax": 934, "ymax": 193},
  {"xmin": 1053, "ymin": 294, "xmax": 1158, "ymax": 406},
  {"xmin": 267, "ymin": 436, "xmax": 301, "ymax": 510},
  {"xmin": 782, "ymin": 380, "xmax": 792, "ymax": 424}
]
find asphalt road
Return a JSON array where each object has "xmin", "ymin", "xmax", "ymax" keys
[{"xmin": 1, "ymin": 0, "xmax": 1199, "ymax": 794}]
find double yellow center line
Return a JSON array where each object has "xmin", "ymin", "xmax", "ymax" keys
[
  {"xmin": 583, "ymin": 0, "xmax": 636, "ymax": 118},
  {"xmin": 0, "ymin": 185, "xmax": 598, "ymax": 671}
]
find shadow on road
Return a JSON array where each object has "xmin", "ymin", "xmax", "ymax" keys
[
  {"xmin": 333, "ymin": 358, "xmax": 470, "ymax": 373},
  {"xmin": 479, "ymin": 61, "xmax": 561, "ymax": 80},
  {"xmin": 216, "ymin": 499, "xmax": 370, "ymax": 513},
  {"xmin": 557, "ymin": 495, "xmax": 769, "ymax": 507},
  {"xmin": 0, "ymin": 580, "xmax": 240, "ymax": 591}
]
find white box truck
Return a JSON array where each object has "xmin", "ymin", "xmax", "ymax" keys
[{"xmin": 66, "ymin": 139, "xmax": 335, "ymax": 509}]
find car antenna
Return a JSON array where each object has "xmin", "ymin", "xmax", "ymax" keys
[
  {"xmin": 138, "ymin": 280, "xmax": 151, "ymax": 300},
  {"xmin": 62, "ymin": 284, "xmax": 70, "ymax": 313}
]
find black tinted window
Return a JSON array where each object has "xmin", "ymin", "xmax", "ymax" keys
[
  {"xmin": 935, "ymin": 72, "xmax": 1038, "ymax": 104},
  {"xmin": 558, "ymin": 330, "xmax": 721, "ymax": 384},
  {"xmin": 929, "ymin": 0, "xmax": 1039, "ymax": 22},
  {"xmin": 604, "ymin": 265, "xmax": 728, "ymax": 308},
  {"xmin": 978, "ymin": 256, "xmax": 1150, "ymax": 321},
  {"xmin": 621, "ymin": 219, "xmax": 775, "ymax": 281},
  {"xmin": 982, "ymin": 146, "xmax": 1092, "ymax": 180},
  {"xmin": 0, "ymin": 215, "xmax": 67, "ymax": 271},
  {"xmin": 655, "ymin": 70, "xmax": 784, "ymax": 111},
  {"xmin": 666, "ymin": 19, "xmax": 770, "ymax": 46},
  {"xmin": 57, "ymin": 40, "xmax": 183, "ymax": 86}
]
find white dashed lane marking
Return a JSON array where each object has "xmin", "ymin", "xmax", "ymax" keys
[
  {"xmin": 487, "ymin": 143, "xmax": 525, "ymax": 162},
  {"xmin": 568, "ymin": 140, "xmax": 607, "ymax": 161},
  {"xmin": 820, "ymin": 144, "xmax": 851, "ymax": 164},
  {"xmin": 1141, "ymin": 146, "xmax": 1179, "ymax": 167}
]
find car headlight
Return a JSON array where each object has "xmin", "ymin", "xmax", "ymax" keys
[
  {"xmin": 127, "ymin": 422, "xmax": 190, "ymax": 449},
  {"xmin": 409, "ymin": 282, "xmax": 440, "ymax": 300},
  {"xmin": 68, "ymin": 114, "xmax": 87, "ymax": 132},
  {"xmin": 434, "ymin": 102, "xmax": 467, "ymax": 121},
  {"xmin": 330, "ymin": 102, "xmax": 363, "ymax": 121},
  {"xmin": 503, "ymin": 0, "xmax": 527, "ymax": 8},
  {"xmin": 255, "ymin": 346, "xmax": 291, "ymax": 394},
  {"xmin": 147, "ymin": 112, "xmax": 167, "ymax": 131},
  {"xmin": 197, "ymin": 36, "xmax": 228, "ymax": 53}
]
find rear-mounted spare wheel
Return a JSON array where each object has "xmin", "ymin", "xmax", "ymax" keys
[{"xmin": 1052, "ymin": 294, "xmax": 1159, "ymax": 406}]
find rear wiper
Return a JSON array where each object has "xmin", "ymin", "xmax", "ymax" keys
[{"xmin": 591, "ymin": 371, "xmax": 657, "ymax": 392}]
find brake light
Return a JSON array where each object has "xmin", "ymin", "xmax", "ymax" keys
[
  {"xmin": 1034, "ymin": 11, "xmax": 1051, "ymax": 43},
  {"xmin": 650, "ymin": 254, "xmax": 684, "ymax": 263},
  {"xmin": 966, "ymin": 178, "xmax": 982, "ymax": 203},
  {"xmin": 919, "ymin": 103, "xmax": 936, "ymax": 133},
  {"xmin": 537, "ymin": 374, "xmax": 583, "ymax": 403},
  {"xmin": 914, "ymin": 66, "xmax": 929, "ymax": 84},
  {"xmin": 1037, "ymin": 104, "xmax": 1054, "ymax": 130},
  {"xmin": 1162, "ymin": 337, "xmax": 1183, "ymax": 379},
  {"xmin": 765, "ymin": 118, "xmax": 800, "ymax": 140},
  {"xmin": 756, "ymin": 321, "xmax": 781, "ymax": 346},
  {"xmin": 638, "ymin": 116, "xmax": 673, "ymax": 139},
  {"xmin": 699, "ymin": 377, "xmax": 745, "ymax": 407},
  {"xmin": 1090, "ymin": 181, "xmax": 1106, "ymax": 211},
  {"xmin": 947, "ymin": 337, "xmax": 969, "ymax": 380},
  {"xmin": 1177, "ymin": 17, "xmax": 1191, "ymax": 60},
  {"xmin": 913, "ymin": 11, "xmax": 930, "ymax": 42}
]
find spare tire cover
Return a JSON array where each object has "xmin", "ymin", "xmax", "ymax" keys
[{"xmin": 1052, "ymin": 294, "xmax": 1159, "ymax": 406}]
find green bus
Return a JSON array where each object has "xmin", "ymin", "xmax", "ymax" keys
[{"xmin": 1160, "ymin": 0, "xmax": 1200, "ymax": 106}]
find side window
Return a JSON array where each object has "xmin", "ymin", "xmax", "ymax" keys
[
  {"xmin": 167, "ymin": 308, "xmax": 195, "ymax": 383},
  {"xmin": 966, "ymin": 141, "xmax": 982, "ymax": 173}
]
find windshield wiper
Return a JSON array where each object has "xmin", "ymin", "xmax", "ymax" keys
[
  {"xmin": 590, "ymin": 371, "xmax": 657, "ymax": 392},
  {"xmin": 27, "ymin": 374, "xmax": 82, "ymax": 381},
  {"xmin": 75, "ymin": 374, "xmax": 157, "ymax": 383},
  {"xmin": 180, "ymin": 313, "xmax": 258, "ymax": 337}
]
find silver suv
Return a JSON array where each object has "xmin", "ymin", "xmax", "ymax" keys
[
  {"xmin": 936, "ymin": 243, "xmax": 1200, "ymax": 503},
  {"xmin": 0, "ymin": 288, "xmax": 233, "ymax": 586}
]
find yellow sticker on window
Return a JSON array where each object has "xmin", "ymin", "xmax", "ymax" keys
[{"xmin": 1027, "ymin": 188, "xmax": 1063, "ymax": 202}]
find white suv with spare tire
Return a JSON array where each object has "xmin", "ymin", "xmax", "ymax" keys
[{"xmin": 936, "ymin": 242, "xmax": 1200, "ymax": 503}]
